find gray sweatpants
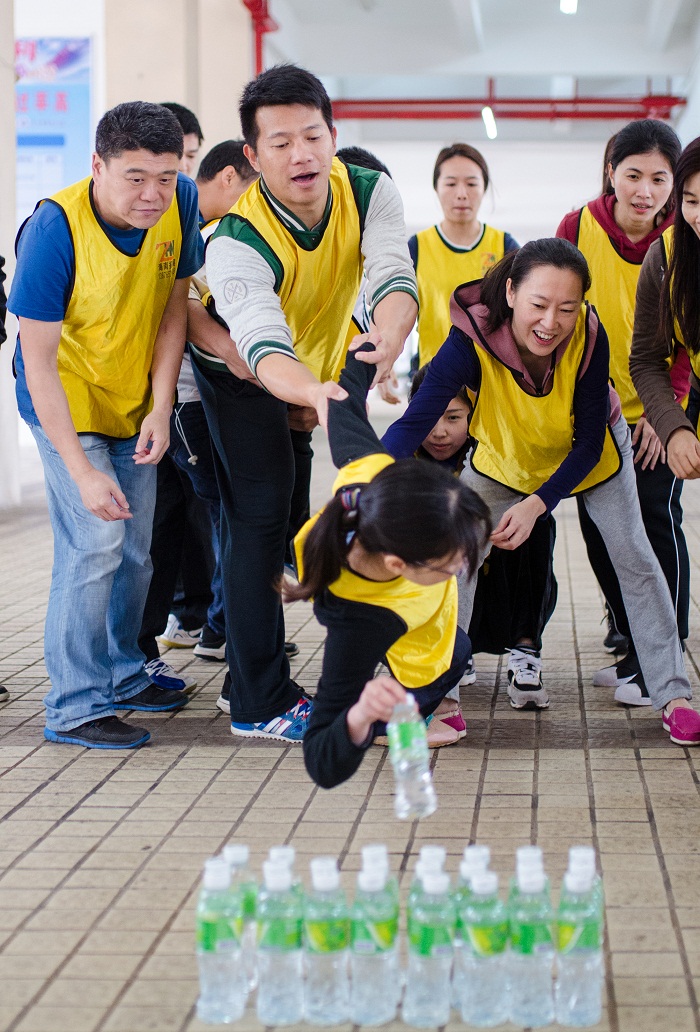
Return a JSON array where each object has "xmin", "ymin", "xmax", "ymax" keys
[{"xmin": 451, "ymin": 416, "xmax": 690, "ymax": 711}]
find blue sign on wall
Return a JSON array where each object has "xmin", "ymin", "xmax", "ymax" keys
[{"xmin": 15, "ymin": 38, "xmax": 92, "ymax": 228}]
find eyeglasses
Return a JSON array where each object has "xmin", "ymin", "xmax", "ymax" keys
[{"xmin": 411, "ymin": 556, "xmax": 470, "ymax": 579}]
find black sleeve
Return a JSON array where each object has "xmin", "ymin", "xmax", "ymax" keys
[
  {"xmin": 303, "ymin": 592, "xmax": 407, "ymax": 789},
  {"xmin": 327, "ymin": 342, "xmax": 389, "ymax": 468},
  {"xmin": 0, "ymin": 256, "xmax": 7, "ymax": 347},
  {"xmin": 408, "ymin": 234, "xmax": 418, "ymax": 271}
]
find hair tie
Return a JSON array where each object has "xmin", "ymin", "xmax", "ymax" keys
[{"xmin": 339, "ymin": 486, "xmax": 361, "ymax": 520}]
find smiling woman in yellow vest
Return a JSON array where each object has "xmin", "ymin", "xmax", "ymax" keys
[
  {"xmin": 409, "ymin": 143, "xmax": 519, "ymax": 368},
  {"xmin": 383, "ymin": 238, "xmax": 700, "ymax": 747},
  {"xmin": 556, "ymin": 119, "xmax": 691, "ymax": 701}
]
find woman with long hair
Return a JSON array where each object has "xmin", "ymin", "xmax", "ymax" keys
[
  {"xmin": 630, "ymin": 136, "xmax": 700, "ymax": 506},
  {"xmin": 383, "ymin": 239, "xmax": 700, "ymax": 746},
  {"xmin": 289, "ymin": 345, "xmax": 490, "ymax": 789},
  {"xmin": 410, "ymin": 143, "xmax": 519, "ymax": 368},
  {"xmin": 557, "ymin": 119, "xmax": 690, "ymax": 702}
]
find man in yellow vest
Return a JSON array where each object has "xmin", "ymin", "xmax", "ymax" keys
[
  {"xmin": 9, "ymin": 102, "xmax": 204, "ymax": 748},
  {"xmin": 189, "ymin": 65, "xmax": 418, "ymax": 742}
]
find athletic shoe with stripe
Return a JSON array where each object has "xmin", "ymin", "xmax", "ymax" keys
[
  {"xmin": 230, "ymin": 697, "xmax": 312, "ymax": 743},
  {"xmin": 157, "ymin": 613, "xmax": 202, "ymax": 648},
  {"xmin": 507, "ymin": 647, "xmax": 549, "ymax": 709},
  {"xmin": 459, "ymin": 657, "xmax": 476, "ymax": 687},
  {"xmin": 145, "ymin": 658, "xmax": 197, "ymax": 693}
]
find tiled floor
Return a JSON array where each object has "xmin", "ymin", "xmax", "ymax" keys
[{"xmin": 2, "ymin": 412, "xmax": 700, "ymax": 1032}]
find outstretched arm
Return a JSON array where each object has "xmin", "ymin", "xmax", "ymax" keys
[{"xmin": 326, "ymin": 342, "xmax": 388, "ymax": 469}]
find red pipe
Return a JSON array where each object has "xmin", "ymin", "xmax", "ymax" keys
[
  {"xmin": 332, "ymin": 95, "xmax": 686, "ymax": 122},
  {"xmin": 241, "ymin": 0, "xmax": 279, "ymax": 76}
]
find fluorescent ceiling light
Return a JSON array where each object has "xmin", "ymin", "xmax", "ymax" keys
[
  {"xmin": 560, "ymin": 0, "xmax": 578, "ymax": 13},
  {"xmin": 481, "ymin": 106, "xmax": 497, "ymax": 139}
]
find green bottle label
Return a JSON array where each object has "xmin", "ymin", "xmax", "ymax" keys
[
  {"xmin": 511, "ymin": 920, "xmax": 553, "ymax": 956},
  {"xmin": 557, "ymin": 919, "xmax": 602, "ymax": 953},
  {"xmin": 388, "ymin": 720, "xmax": 426, "ymax": 752},
  {"xmin": 409, "ymin": 922, "xmax": 454, "ymax": 958},
  {"xmin": 197, "ymin": 915, "xmax": 242, "ymax": 952},
  {"xmin": 466, "ymin": 921, "xmax": 509, "ymax": 958},
  {"xmin": 257, "ymin": 917, "xmax": 302, "ymax": 951},
  {"xmin": 351, "ymin": 916, "xmax": 398, "ymax": 954},
  {"xmin": 304, "ymin": 918, "xmax": 350, "ymax": 954},
  {"xmin": 242, "ymin": 883, "xmax": 257, "ymax": 921}
]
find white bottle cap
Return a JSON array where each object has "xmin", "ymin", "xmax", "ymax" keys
[
  {"xmin": 222, "ymin": 843, "xmax": 249, "ymax": 867},
  {"xmin": 263, "ymin": 860, "xmax": 292, "ymax": 891},
  {"xmin": 564, "ymin": 869, "xmax": 594, "ymax": 895},
  {"xmin": 311, "ymin": 861, "xmax": 340, "ymax": 892},
  {"xmin": 405, "ymin": 692, "xmax": 416, "ymax": 706},
  {"xmin": 462, "ymin": 844, "xmax": 491, "ymax": 871},
  {"xmin": 358, "ymin": 867, "xmax": 386, "ymax": 892},
  {"xmin": 421, "ymin": 871, "xmax": 449, "ymax": 895},
  {"xmin": 471, "ymin": 871, "xmax": 499, "ymax": 896},
  {"xmin": 269, "ymin": 845, "xmax": 295, "ymax": 867},
  {"xmin": 517, "ymin": 867, "xmax": 546, "ymax": 894},
  {"xmin": 419, "ymin": 845, "xmax": 446, "ymax": 868},
  {"xmin": 516, "ymin": 845, "xmax": 543, "ymax": 867},
  {"xmin": 568, "ymin": 846, "xmax": 596, "ymax": 874},
  {"xmin": 362, "ymin": 844, "xmax": 389, "ymax": 869},
  {"xmin": 203, "ymin": 857, "xmax": 231, "ymax": 891}
]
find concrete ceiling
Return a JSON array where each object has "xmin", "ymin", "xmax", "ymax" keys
[{"xmin": 263, "ymin": 0, "xmax": 700, "ymax": 141}]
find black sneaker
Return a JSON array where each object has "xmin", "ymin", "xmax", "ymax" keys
[
  {"xmin": 114, "ymin": 684, "xmax": 189, "ymax": 712},
  {"xmin": 194, "ymin": 625, "xmax": 227, "ymax": 661},
  {"xmin": 285, "ymin": 641, "xmax": 300, "ymax": 658},
  {"xmin": 0, "ymin": 685, "xmax": 8, "ymax": 705},
  {"xmin": 602, "ymin": 605, "xmax": 629, "ymax": 654},
  {"xmin": 44, "ymin": 716, "xmax": 150, "ymax": 749}
]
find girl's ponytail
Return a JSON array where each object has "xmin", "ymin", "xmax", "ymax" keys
[{"xmin": 283, "ymin": 492, "xmax": 359, "ymax": 602}]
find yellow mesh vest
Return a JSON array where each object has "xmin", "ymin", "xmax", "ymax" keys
[
  {"xmin": 294, "ymin": 453, "xmax": 458, "ymax": 687},
  {"xmin": 231, "ymin": 158, "xmax": 362, "ymax": 384},
  {"xmin": 416, "ymin": 224, "xmax": 506, "ymax": 366},
  {"xmin": 576, "ymin": 206, "xmax": 643, "ymax": 424},
  {"xmin": 662, "ymin": 226, "xmax": 694, "ymax": 411},
  {"xmin": 44, "ymin": 177, "xmax": 182, "ymax": 437},
  {"xmin": 469, "ymin": 305, "xmax": 622, "ymax": 495}
]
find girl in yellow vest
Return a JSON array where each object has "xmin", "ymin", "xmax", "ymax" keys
[
  {"xmin": 288, "ymin": 344, "xmax": 491, "ymax": 789},
  {"xmin": 383, "ymin": 239, "xmax": 700, "ymax": 747},
  {"xmin": 557, "ymin": 119, "xmax": 691, "ymax": 705},
  {"xmin": 630, "ymin": 136, "xmax": 700, "ymax": 568},
  {"xmin": 409, "ymin": 143, "xmax": 519, "ymax": 368}
]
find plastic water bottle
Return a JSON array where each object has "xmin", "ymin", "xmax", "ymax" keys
[
  {"xmin": 350, "ymin": 866, "xmax": 400, "ymax": 1025},
  {"xmin": 456, "ymin": 870, "xmax": 510, "ymax": 1027},
  {"xmin": 268, "ymin": 844, "xmax": 304, "ymax": 897},
  {"xmin": 407, "ymin": 846, "xmax": 447, "ymax": 937},
  {"xmin": 568, "ymin": 845, "xmax": 604, "ymax": 914},
  {"xmin": 452, "ymin": 846, "xmax": 491, "ymax": 1007},
  {"xmin": 361, "ymin": 843, "xmax": 400, "ymax": 903},
  {"xmin": 256, "ymin": 861, "xmax": 303, "ymax": 1026},
  {"xmin": 195, "ymin": 858, "xmax": 246, "ymax": 1024},
  {"xmin": 402, "ymin": 871, "xmax": 456, "ymax": 1028},
  {"xmin": 303, "ymin": 857, "xmax": 350, "ymax": 1025},
  {"xmin": 222, "ymin": 842, "xmax": 257, "ymax": 992},
  {"xmin": 509, "ymin": 845, "xmax": 548, "ymax": 901},
  {"xmin": 387, "ymin": 694, "xmax": 437, "ymax": 820},
  {"xmin": 555, "ymin": 869, "xmax": 603, "ymax": 1027},
  {"xmin": 508, "ymin": 865, "xmax": 555, "ymax": 1028}
]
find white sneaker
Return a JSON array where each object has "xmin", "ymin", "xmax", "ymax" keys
[
  {"xmin": 157, "ymin": 613, "xmax": 202, "ymax": 649},
  {"xmin": 507, "ymin": 648, "xmax": 549, "ymax": 709},
  {"xmin": 459, "ymin": 657, "xmax": 476, "ymax": 687},
  {"xmin": 145, "ymin": 658, "xmax": 197, "ymax": 693}
]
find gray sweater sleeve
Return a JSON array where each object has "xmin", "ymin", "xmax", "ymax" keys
[
  {"xmin": 359, "ymin": 174, "xmax": 418, "ymax": 316},
  {"xmin": 629, "ymin": 238, "xmax": 698, "ymax": 447}
]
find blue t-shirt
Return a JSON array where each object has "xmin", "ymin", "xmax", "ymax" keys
[{"xmin": 9, "ymin": 173, "xmax": 203, "ymax": 425}]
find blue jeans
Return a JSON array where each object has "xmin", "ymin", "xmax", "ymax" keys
[{"xmin": 31, "ymin": 426, "xmax": 157, "ymax": 731}]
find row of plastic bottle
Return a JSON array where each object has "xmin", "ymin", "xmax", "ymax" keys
[{"xmin": 195, "ymin": 840, "xmax": 604, "ymax": 1028}]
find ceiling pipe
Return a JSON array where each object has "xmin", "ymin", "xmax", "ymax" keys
[
  {"xmin": 241, "ymin": 0, "xmax": 279, "ymax": 76},
  {"xmin": 331, "ymin": 94, "xmax": 686, "ymax": 121}
]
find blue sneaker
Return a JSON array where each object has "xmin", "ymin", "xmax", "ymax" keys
[
  {"xmin": 145, "ymin": 658, "xmax": 197, "ymax": 693},
  {"xmin": 230, "ymin": 697, "xmax": 312, "ymax": 743}
]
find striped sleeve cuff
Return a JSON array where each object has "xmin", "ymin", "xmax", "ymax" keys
[
  {"xmin": 369, "ymin": 276, "xmax": 419, "ymax": 317},
  {"xmin": 248, "ymin": 339, "xmax": 300, "ymax": 379}
]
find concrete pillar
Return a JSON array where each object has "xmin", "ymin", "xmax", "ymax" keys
[
  {"xmin": 105, "ymin": 0, "xmax": 252, "ymax": 146},
  {"xmin": 0, "ymin": 0, "xmax": 20, "ymax": 509}
]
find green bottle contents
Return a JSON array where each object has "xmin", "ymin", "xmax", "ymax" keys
[
  {"xmin": 452, "ymin": 844, "xmax": 491, "ymax": 1008},
  {"xmin": 508, "ymin": 865, "xmax": 555, "ymax": 1028},
  {"xmin": 222, "ymin": 842, "xmax": 257, "ymax": 993},
  {"xmin": 555, "ymin": 868, "xmax": 603, "ymax": 1027},
  {"xmin": 455, "ymin": 870, "xmax": 510, "ymax": 1027},
  {"xmin": 195, "ymin": 858, "xmax": 246, "ymax": 1025},
  {"xmin": 403, "ymin": 871, "xmax": 456, "ymax": 1028},
  {"xmin": 406, "ymin": 845, "xmax": 447, "ymax": 942},
  {"xmin": 350, "ymin": 866, "xmax": 400, "ymax": 1026},
  {"xmin": 303, "ymin": 857, "xmax": 350, "ymax": 1025},
  {"xmin": 256, "ymin": 861, "xmax": 303, "ymax": 1026}
]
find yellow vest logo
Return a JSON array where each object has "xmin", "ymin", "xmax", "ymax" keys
[
  {"xmin": 157, "ymin": 239, "xmax": 176, "ymax": 279},
  {"xmin": 480, "ymin": 252, "xmax": 497, "ymax": 273}
]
